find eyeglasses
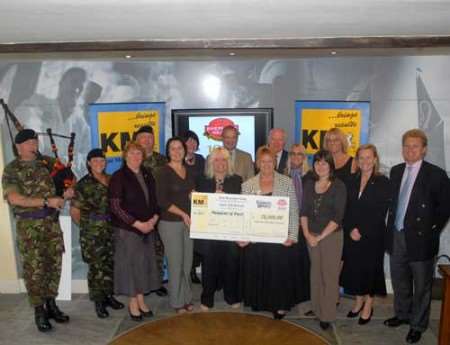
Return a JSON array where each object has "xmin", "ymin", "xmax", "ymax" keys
[{"xmin": 289, "ymin": 152, "xmax": 305, "ymax": 157}]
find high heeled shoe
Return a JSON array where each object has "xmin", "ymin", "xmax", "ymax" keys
[
  {"xmin": 128, "ymin": 309, "xmax": 142, "ymax": 321},
  {"xmin": 347, "ymin": 303, "xmax": 365, "ymax": 318},
  {"xmin": 139, "ymin": 308, "xmax": 154, "ymax": 318},
  {"xmin": 358, "ymin": 308, "xmax": 373, "ymax": 325},
  {"xmin": 272, "ymin": 311, "xmax": 286, "ymax": 320}
]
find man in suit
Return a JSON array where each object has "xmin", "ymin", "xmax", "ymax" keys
[
  {"xmin": 221, "ymin": 125, "xmax": 254, "ymax": 182},
  {"xmin": 268, "ymin": 128, "xmax": 288, "ymax": 173},
  {"xmin": 384, "ymin": 129, "xmax": 450, "ymax": 344}
]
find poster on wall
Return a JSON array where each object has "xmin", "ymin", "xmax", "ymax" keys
[
  {"xmin": 89, "ymin": 102, "xmax": 165, "ymax": 174},
  {"xmin": 295, "ymin": 101, "xmax": 370, "ymax": 158}
]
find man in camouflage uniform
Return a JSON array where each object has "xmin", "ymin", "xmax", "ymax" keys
[
  {"xmin": 135, "ymin": 125, "xmax": 168, "ymax": 296},
  {"xmin": 2, "ymin": 129, "xmax": 70, "ymax": 332},
  {"xmin": 70, "ymin": 148, "xmax": 124, "ymax": 318}
]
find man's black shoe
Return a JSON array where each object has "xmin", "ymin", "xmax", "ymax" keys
[
  {"xmin": 406, "ymin": 329, "xmax": 422, "ymax": 344},
  {"xmin": 95, "ymin": 301, "xmax": 109, "ymax": 318},
  {"xmin": 383, "ymin": 316, "xmax": 409, "ymax": 327},
  {"xmin": 155, "ymin": 287, "xmax": 168, "ymax": 297},
  {"xmin": 35, "ymin": 305, "xmax": 52, "ymax": 332},
  {"xmin": 46, "ymin": 298, "xmax": 70, "ymax": 323},
  {"xmin": 190, "ymin": 269, "xmax": 201, "ymax": 284},
  {"xmin": 319, "ymin": 321, "xmax": 330, "ymax": 330},
  {"xmin": 104, "ymin": 295, "xmax": 124, "ymax": 310}
]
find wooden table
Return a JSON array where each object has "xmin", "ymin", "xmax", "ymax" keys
[{"xmin": 439, "ymin": 264, "xmax": 450, "ymax": 345}]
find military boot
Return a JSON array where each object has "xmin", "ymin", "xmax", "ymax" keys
[
  {"xmin": 95, "ymin": 301, "xmax": 109, "ymax": 318},
  {"xmin": 35, "ymin": 305, "xmax": 52, "ymax": 332},
  {"xmin": 46, "ymin": 298, "xmax": 70, "ymax": 323},
  {"xmin": 104, "ymin": 295, "xmax": 125, "ymax": 310}
]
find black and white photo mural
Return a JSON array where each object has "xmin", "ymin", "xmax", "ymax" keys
[{"xmin": 1, "ymin": 56, "xmax": 449, "ymax": 282}]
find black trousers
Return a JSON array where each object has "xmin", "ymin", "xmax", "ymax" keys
[
  {"xmin": 201, "ymin": 240, "xmax": 241, "ymax": 308},
  {"xmin": 390, "ymin": 230, "xmax": 434, "ymax": 332}
]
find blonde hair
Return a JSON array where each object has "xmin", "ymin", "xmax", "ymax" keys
[
  {"xmin": 122, "ymin": 141, "xmax": 146, "ymax": 161},
  {"xmin": 323, "ymin": 128, "xmax": 349, "ymax": 154},
  {"xmin": 256, "ymin": 145, "xmax": 276, "ymax": 170},
  {"xmin": 206, "ymin": 147, "xmax": 234, "ymax": 178},
  {"xmin": 355, "ymin": 144, "xmax": 381, "ymax": 175},
  {"xmin": 286, "ymin": 144, "xmax": 310, "ymax": 175},
  {"xmin": 402, "ymin": 129, "xmax": 428, "ymax": 147}
]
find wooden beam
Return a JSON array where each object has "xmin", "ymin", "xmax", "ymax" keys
[{"xmin": 0, "ymin": 36, "xmax": 449, "ymax": 54}]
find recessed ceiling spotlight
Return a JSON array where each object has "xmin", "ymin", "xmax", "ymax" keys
[
  {"xmin": 125, "ymin": 55, "xmax": 132, "ymax": 59},
  {"xmin": 331, "ymin": 51, "xmax": 337, "ymax": 55},
  {"xmin": 229, "ymin": 52, "xmax": 236, "ymax": 56}
]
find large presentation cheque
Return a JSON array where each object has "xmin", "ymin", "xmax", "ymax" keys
[{"xmin": 190, "ymin": 192, "xmax": 289, "ymax": 243}]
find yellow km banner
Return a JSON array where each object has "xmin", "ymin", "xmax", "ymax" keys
[{"xmin": 295, "ymin": 101, "xmax": 370, "ymax": 158}]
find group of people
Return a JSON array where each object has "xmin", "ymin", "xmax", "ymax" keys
[{"xmin": 3, "ymin": 124, "xmax": 449, "ymax": 345}]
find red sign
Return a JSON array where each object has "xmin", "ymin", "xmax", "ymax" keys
[{"xmin": 203, "ymin": 118, "xmax": 238, "ymax": 141}]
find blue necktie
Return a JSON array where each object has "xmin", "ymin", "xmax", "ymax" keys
[{"xmin": 395, "ymin": 166, "xmax": 413, "ymax": 231}]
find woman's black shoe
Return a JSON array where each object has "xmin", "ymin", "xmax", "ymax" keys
[
  {"xmin": 319, "ymin": 321, "xmax": 330, "ymax": 330},
  {"xmin": 105, "ymin": 295, "xmax": 125, "ymax": 310},
  {"xmin": 128, "ymin": 309, "xmax": 143, "ymax": 321},
  {"xmin": 358, "ymin": 309, "xmax": 373, "ymax": 325},
  {"xmin": 347, "ymin": 303, "xmax": 365, "ymax": 318},
  {"xmin": 95, "ymin": 301, "xmax": 109, "ymax": 318},
  {"xmin": 155, "ymin": 287, "xmax": 168, "ymax": 297},
  {"xmin": 139, "ymin": 308, "xmax": 154, "ymax": 318},
  {"xmin": 273, "ymin": 311, "xmax": 286, "ymax": 320}
]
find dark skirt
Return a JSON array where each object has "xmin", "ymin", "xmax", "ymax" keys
[
  {"xmin": 201, "ymin": 240, "xmax": 242, "ymax": 308},
  {"xmin": 114, "ymin": 227, "xmax": 160, "ymax": 296},
  {"xmin": 241, "ymin": 240, "xmax": 310, "ymax": 312},
  {"xmin": 341, "ymin": 235, "xmax": 386, "ymax": 296}
]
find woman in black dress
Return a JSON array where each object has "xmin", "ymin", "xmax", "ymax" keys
[
  {"xmin": 341, "ymin": 144, "xmax": 391, "ymax": 324},
  {"xmin": 196, "ymin": 147, "xmax": 242, "ymax": 311}
]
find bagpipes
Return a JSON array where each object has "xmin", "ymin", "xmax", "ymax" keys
[{"xmin": 1, "ymin": 99, "xmax": 76, "ymax": 196}]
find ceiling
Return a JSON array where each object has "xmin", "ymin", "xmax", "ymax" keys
[{"xmin": 1, "ymin": 0, "xmax": 450, "ymax": 59}]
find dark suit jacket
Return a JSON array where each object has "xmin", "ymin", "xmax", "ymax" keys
[
  {"xmin": 196, "ymin": 174, "xmax": 242, "ymax": 195},
  {"xmin": 276, "ymin": 150, "xmax": 289, "ymax": 174},
  {"xmin": 386, "ymin": 160, "xmax": 450, "ymax": 261}
]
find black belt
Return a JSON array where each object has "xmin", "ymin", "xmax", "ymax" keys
[
  {"xmin": 16, "ymin": 208, "xmax": 56, "ymax": 220},
  {"xmin": 89, "ymin": 213, "xmax": 111, "ymax": 221}
]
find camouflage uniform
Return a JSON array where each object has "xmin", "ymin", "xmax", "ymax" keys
[
  {"xmin": 72, "ymin": 174, "xmax": 113, "ymax": 302},
  {"xmin": 2, "ymin": 156, "xmax": 64, "ymax": 307},
  {"xmin": 142, "ymin": 151, "xmax": 167, "ymax": 283}
]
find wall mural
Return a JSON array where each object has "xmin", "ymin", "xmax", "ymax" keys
[{"xmin": 0, "ymin": 56, "xmax": 449, "ymax": 280}]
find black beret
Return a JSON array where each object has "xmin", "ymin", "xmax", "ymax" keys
[
  {"xmin": 135, "ymin": 125, "xmax": 154, "ymax": 136},
  {"xmin": 87, "ymin": 148, "xmax": 105, "ymax": 161},
  {"xmin": 15, "ymin": 129, "xmax": 38, "ymax": 144}
]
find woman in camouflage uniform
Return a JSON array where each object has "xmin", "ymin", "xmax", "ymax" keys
[{"xmin": 70, "ymin": 149, "xmax": 124, "ymax": 318}]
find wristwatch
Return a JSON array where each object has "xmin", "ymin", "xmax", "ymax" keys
[{"xmin": 43, "ymin": 197, "xmax": 49, "ymax": 208}]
